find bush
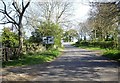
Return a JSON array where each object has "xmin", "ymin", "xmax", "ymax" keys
[
  {"xmin": 91, "ymin": 42, "xmax": 99, "ymax": 47},
  {"xmin": 80, "ymin": 41, "xmax": 90, "ymax": 46},
  {"xmin": 103, "ymin": 50, "xmax": 120, "ymax": 61},
  {"xmin": 75, "ymin": 41, "xmax": 118, "ymax": 49},
  {"xmin": 99, "ymin": 41, "xmax": 117, "ymax": 49},
  {"xmin": 29, "ymin": 21, "xmax": 63, "ymax": 50}
]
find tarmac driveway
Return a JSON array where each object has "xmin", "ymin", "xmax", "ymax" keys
[{"xmin": 2, "ymin": 43, "xmax": 120, "ymax": 82}]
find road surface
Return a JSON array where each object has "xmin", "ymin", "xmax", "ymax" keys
[{"xmin": 2, "ymin": 43, "xmax": 120, "ymax": 82}]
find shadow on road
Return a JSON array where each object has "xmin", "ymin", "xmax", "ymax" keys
[{"xmin": 2, "ymin": 43, "xmax": 119, "ymax": 81}]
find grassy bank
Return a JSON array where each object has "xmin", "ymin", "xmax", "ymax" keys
[
  {"xmin": 2, "ymin": 50, "xmax": 61, "ymax": 67},
  {"xmin": 74, "ymin": 42, "xmax": 120, "ymax": 62},
  {"xmin": 102, "ymin": 50, "xmax": 120, "ymax": 62}
]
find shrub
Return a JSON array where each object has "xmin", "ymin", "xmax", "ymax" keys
[
  {"xmin": 103, "ymin": 50, "xmax": 120, "ymax": 61},
  {"xmin": 99, "ymin": 41, "xmax": 117, "ymax": 49},
  {"xmin": 75, "ymin": 41, "xmax": 118, "ymax": 49},
  {"xmin": 80, "ymin": 41, "xmax": 90, "ymax": 46}
]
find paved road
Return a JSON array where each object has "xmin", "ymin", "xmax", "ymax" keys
[{"xmin": 2, "ymin": 43, "xmax": 120, "ymax": 81}]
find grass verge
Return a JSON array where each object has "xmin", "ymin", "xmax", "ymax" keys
[
  {"xmin": 73, "ymin": 44, "xmax": 106, "ymax": 52},
  {"xmin": 2, "ymin": 50, "xmax": 61, "ymax": 67},
  {"xmin": 102, "ymin": 50, "xmax": 120, "ymax": 62},
  {"xmin": 73, "ymin": 43, "xmax": 120, "ymax": 62}
]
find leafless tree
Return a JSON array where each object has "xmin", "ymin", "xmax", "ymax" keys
[
  {"xmin": 77, "ymin": 22, "xmax": 91, "ymax": 40},
  {"xmin": 0, "ymin": 0, "xmax": 30, "ymax": 55},
  {"xmin": 27, "ymin": 0, "xmax": 73, "ymax": 29}
]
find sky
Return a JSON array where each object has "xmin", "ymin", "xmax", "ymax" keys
[
  {"xmin": 73, "ymin": 2, "xmax": 91, "ymax": 22},
  {"xmin": 0, "ymin": 0, "xmax": 118, "ymax": 37},
  {"xmin": 0, "ymin": 0, "xmax": 91, "ymax": 37}
]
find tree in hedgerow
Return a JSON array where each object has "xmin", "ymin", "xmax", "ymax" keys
[
  {"xmin": 29, "ymin": 21, "xmax": 63, "ymax": 49},
  {"xmin": 63, "ymin": 29, "xmax": 78, "ymax": 42},
  {"xmin": 2, "ymin": 27, "xmax": 19, "ymax": 48},
  {"xmin": 0, "ymin": 0, "xmax": 30, "ymax": 56}
]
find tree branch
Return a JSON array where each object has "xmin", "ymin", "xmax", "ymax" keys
[
  {"xmin": 12, "ymin": 1, "xmax": 21, "ymax": 14},
  {"xmin": 0, "ymin": 21, "xmax": 15, "ymax": 24},
  {"xmin": 0, "ymin": 9, "xmax": 5, "ymax": 13},
  {"xmin": 19, "ymin": 0, "xmax": 30, "ymax": 24},
  {"xmin": 0, "ymin": 0, "xmax": 18, "ymax": 25},
  {"xmin": 22, "ymin": 0, "xmax": 24, "ymax": 10},
  {"xmin": 1, "ymin": 0, "xmax": 6, "ymax": 11},
  {"xmin": 22, "ymin": 1, "xmax": 30, "ymax": 14},
  {"xmin": 56, "ymin": 2, "xmax": 70, "ymax": 23}
]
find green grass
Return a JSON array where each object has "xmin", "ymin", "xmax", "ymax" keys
[
  {"xmin": 2, "ymin": 50, "xmax": 60, "ymax": 67},
  {"xmin": 103, "ymin": 50, "xmax": 120, "ymax": 62},
  {"xmin": 73, "ymin": 44, "xmax": 106, "ymax": 51},
  {"xmin": 73, "ymin": 43, "xmax": 120, "ymax": 62},
  {"xmin": 80, "ymin": 46, "xmax": 105, "ymax": 50}
]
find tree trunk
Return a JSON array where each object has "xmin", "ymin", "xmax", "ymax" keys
[
  {"xmin": 94, "ymin": 29, "xmax": 96, "ymax": 41},
  {"xmin": 118, "ymin": 14, "xmax": 120, "ymax": 50},
  {"xmin": 5, "ymin": 47, "xmax": 8, "ymax": 61},
  {"xmin": 18, "ymin": 24, "xmax": 23, "ymax": 57},
  {"xmin": 118, "ymin": 25, "xmax": 120, "ymax": 50}
]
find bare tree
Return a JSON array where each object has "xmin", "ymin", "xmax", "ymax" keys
[
  {"xmin": 77, "ymin": 22, "xmax": 91, "ymax": 41},
  {"xmin": 0, "ymin": 0, "xmax": 30, "ymax": 55},
  {"xmin": 27, "ymin": 0, "xmax": 73, "ymax": 28}
]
